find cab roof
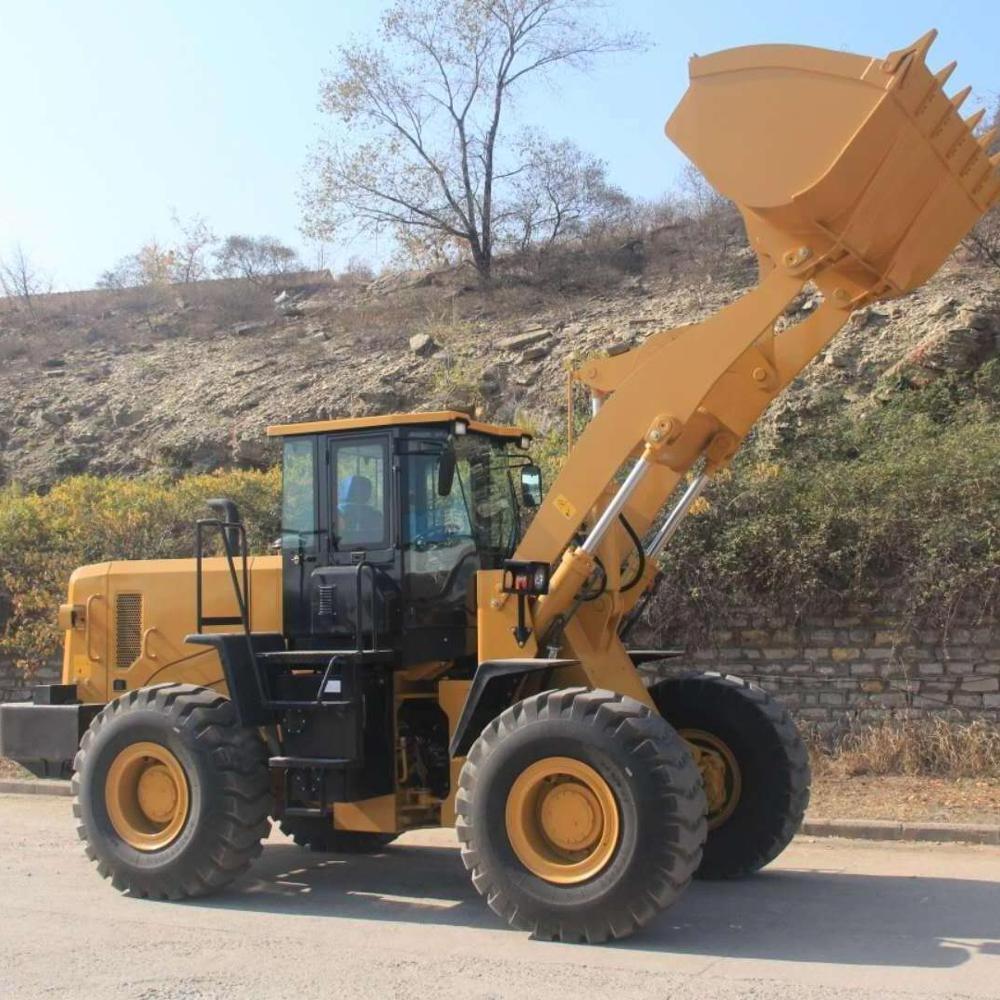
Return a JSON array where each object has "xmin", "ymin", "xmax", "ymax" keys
[{"xmin": 266, "ymin": 409, "xmax": 529, "ymax": 441}]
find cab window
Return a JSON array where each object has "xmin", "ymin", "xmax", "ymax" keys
[
  {"xmin": 335, "ymin": 440, "xmax": 388, "ymax": 548},
  {"xmin": 282, "ymin": 437, "xmax": 317, "ymax": 549}
]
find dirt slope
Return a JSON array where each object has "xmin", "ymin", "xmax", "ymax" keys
[{"xmin": 0, "ymin": 252, "xmax": 996, "ymax": 487}]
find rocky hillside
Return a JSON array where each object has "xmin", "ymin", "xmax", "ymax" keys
[{"xmin": 0, "ymin": 247, "xmax": 997, "ymax": 487}]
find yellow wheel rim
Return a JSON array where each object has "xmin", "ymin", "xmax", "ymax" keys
[
  {"xmin": 681, "ymin": 729, "xmax": 741, "ymax": 829},
  {"xmin": 105, "ymin": 742, "xmax": 190, "ymax": 851},
  {"xmin": 505, "ymin": 756, "xmax": 620, "ymax": 885}
]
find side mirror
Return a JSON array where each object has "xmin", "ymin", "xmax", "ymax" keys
[
  {"xmin": 520, "ymin": 464, "xmax": 543, "ymax": 508},
  {"xmin": 437, "ymin": 445, "xmax": 457, "ymax": 497}
]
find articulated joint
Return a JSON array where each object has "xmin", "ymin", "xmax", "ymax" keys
[
  {"xmin": 704, "ymin": 429, "xmax": 740, "ymax": 472},
  {"xmin": 644, "ymin": 414, "xmax": 682, "ymax": 452}
]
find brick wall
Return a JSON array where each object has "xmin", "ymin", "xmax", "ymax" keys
[{"xmin": 654, "ymin": 607, "xmax": 1000, "ymax": 734}]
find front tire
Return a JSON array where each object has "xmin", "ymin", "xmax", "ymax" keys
[
  {"xmin": 649, "ymin": 671, "xmax": 810, "ymax": 879},
  {"xmin": 73, "ymin": 683, "xmax": 272, "ymax": 899},
  {"xmin": 457, "ymin": 688, "xmax": 706, "ymax": 943}
]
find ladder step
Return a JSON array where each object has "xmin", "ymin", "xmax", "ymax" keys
[
  {"xmin": 282, "ymin": 806, "xmax": 326, "ymax": 818},
  {"xmin": 270, "ymin": 755, "xmax": 356, "ymax": 770},
  {"xmin": 257, "ymin": 649, "xmax": 396, "ymax": 665},
  {"xmin": 265, "ymin": 699, "xmax": 354, "ymax": 711}
]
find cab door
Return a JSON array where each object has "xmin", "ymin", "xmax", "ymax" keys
[
  {"xmin": 315, "ymin": 432, "xmax": 398, "ymax": 646},
  {"xmin": 281, "ymin": 434, "xmax": 321, "ymax": 641}
]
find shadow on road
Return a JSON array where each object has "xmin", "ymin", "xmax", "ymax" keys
[{"xmin": 187, "ymin": 839, "xmax": 999, "ymax": 969}]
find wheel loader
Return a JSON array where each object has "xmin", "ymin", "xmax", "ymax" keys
[{"xmin": 2, "ymin": 32, "xmax": 998, "ymax": 942}]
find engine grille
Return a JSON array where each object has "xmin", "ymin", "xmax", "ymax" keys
[
  {"xmin": 317, "ymin": 584, "xmax": 336, "ymax": 617},
  {"xmin": 115, "ymin": 593, "xmax": 143, "ymax": 668}
]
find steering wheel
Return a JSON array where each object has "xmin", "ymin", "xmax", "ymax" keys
[{"xmin": 411, "ymin": 522, "xmax": 469, "ymax": 552}]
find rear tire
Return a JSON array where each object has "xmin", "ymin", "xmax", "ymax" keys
[
  {"xmin": 73, "ymin": 683, "xmax": 271, "ymax": 899},
  {"xmin": 648, "ymin": 671, "xmax": 810, "ymax": 879},
  {"xmin": 457, "ymin": 687, "xmax": 706, "ymax": 943},
  {"xmin": 279, "ymin": 817, "xmax": 395, "ymax": 853}
]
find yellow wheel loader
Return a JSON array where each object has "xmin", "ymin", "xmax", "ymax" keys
[{"xmin": 2, "ymin": 32, "xmax": 997, "ymax": 942}]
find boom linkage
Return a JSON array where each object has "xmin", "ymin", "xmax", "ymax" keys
[{"xmin": 487, "ymin": 29, "xmax": 1000, "ymax": 693}]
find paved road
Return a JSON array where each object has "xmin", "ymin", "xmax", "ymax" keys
[{"xmin": 1, "ymin": 794, "xmax": 998, "ymax": 1000}]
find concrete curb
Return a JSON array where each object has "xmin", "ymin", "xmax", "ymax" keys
[
  {"xmin": 801, "ymin": 817, "xmax": 1000, "ymax": 845},
  {"xmin": 0, "ymin": 778, "xmax": 71, "ymax": 797},
  {"xmin": 1, "ymin": 781, "xmax": 997, "ymax": 845}
]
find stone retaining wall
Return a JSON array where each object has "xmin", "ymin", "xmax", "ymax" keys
[
  {"xmin": 0, "ymin": 659, "xmax": 60, "ymax": 703},
  {"xmin": 655, "ymin": 608, "xmax": 999, "ymax": 733}
]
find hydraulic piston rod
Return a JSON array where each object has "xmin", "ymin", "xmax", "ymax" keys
[
  {"xmin": 645, "ymin": 473, "xmax": 708, "ymax": 562},
  {"xmin": 579, "ymin": 454, "xmax": 652, "ymax": 556}
]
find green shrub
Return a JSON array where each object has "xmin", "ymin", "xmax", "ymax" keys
[
  {"xmin": 0, "ymin": 469, "xmax": 280, "ymax": 673},
  {"xmin": 650, "ymin": 386, "xmax": 999, "ymax": 640}
]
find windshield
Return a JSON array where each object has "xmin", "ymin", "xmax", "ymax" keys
[
  {"xmin": 403, "ymin": 433, "xmax": 520, "ymax": 568},
  {"xmin": 400, "ymin": 431, "xmax": 526, "ymax": 643}
]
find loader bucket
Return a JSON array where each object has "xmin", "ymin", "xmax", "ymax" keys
[{"xmin": 666, "ymin": 31, "xmax": 1000, "ymax": 299}]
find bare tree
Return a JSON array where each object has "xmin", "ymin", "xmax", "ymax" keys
[
  {"xmin": 507, "ymin": 132, "xmax": 631, "ymax": 250},
  {"xmin": 676, "ymin": 163, "xmax": 744, "ymax": 261},
  {"xmin": 963, "ymin": 98, "xmax": 1000, "ymax": 272},
  {"xmin": 213, "ymin": 235, "xmax": 300, "ymax": 285},
  {"xmin": 0, "ymin": 245, "xmax": 52, "ymax": 312},
  {"xmin": 169, "ymin": 212, "xmax": 217, "ymax": 283},
  {"xmin": 302, "ymin": 0, "xmax": 643, "ymax": 281},
  {"xmin": 339, "ymin": 255, "xmax": 376, "ymax": 283}
]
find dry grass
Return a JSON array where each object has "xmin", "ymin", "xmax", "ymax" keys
[
  {"xmin": 809, "ymin": 717, "xmax": 1000, "ymax": 779},
  {"xmin": 809, "ymin": 773, "xmax": 1000, "ymax": 824},
  {"xmin": 0, "ymin": 757, "xmax": 29, "ymax": 779}
]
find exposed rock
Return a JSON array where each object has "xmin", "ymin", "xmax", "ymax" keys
[
  {"xmin": 907, "ymin": 324, "xmax": 995, "ymax": 374},
  {"xmin": 520, "ymin": 345, "xmax": 550, "ymax": 362},
  {"xmin": 366, "ymin": 270, "xmax": 434, "ymax": 295},
  {"xmin": 409, "ymin": 333, "xmax": 437, "ymax": 356},
  {"xmin": 274, "ymin": 290, "xmax": 305, "ymax": 318},
  {"xmin": 358, "ymin": 388, "xmax": 401, "ymax": 410},
  {"xmin": 111, "ymin": 406, "xmax": 143, "ymax": 428},
  {"xmin": 499, "ymin": 328, "xmax": 550, "ymax": 351},
  {"xmin": 41, "ymin": 409, "xmax": 70, "ymax": 427},
  {"xmin": 956, "ymin": 307, "xmax": 995, "ymax": 332},
  {"xmin": 479, "ymin": 365, "xmax": 506, "ymax": 397},
  {"xmin": 233, "ymin": 321, "xmax": 268, "ymax": 336},
  {"xmin": 929, "ymin": 296, "xmax": 959, "ymax": 318},
  {"xmin": 231, "ymin": 434, "xmax": 276, "ymax": 469}
]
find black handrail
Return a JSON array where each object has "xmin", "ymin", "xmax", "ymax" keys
[
  {"xmin": 195, "ymin": 518, "xmax": 251, "ymax": 633},
  {"xmin": 354, "ymin": 561, "xmax": 379, "ymax": 654},
  {"xmin": 194, "ymin": 518, "xmax": 277, "ymax": 712}
]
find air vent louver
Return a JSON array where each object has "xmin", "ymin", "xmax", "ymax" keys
[{"xmin": 115, "ymin": 593, "xmax": 143, "ymax": 668}]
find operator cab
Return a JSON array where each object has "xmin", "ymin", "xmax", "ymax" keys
[{"xmin": 266, "ymin": 411, "xmax": 541, "ymax": 669}]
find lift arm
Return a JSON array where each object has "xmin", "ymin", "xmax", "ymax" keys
[{"xmin": 478, "ymin": 31, "xmax": 1000, "ymax": 698}]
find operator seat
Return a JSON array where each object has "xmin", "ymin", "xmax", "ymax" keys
[{"xmin": 338, "ymin": 475, "xmax": 383, "ymax": 546}]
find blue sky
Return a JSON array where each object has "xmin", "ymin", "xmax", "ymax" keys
[{"xmin": 1, "ymin": 0, "xmax": 997, "ymax": 290}]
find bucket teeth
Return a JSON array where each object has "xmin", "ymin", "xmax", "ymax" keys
[
  {"xmin": 934, "ymin": 61, "xmax": 957, "ymax": 86},
  {"xmin": 978, "ymin": 127, "xmax": 999, "ymax": 150},
  {"xmin": 911, "ymin": 28, "xmax": 938, "ymax": 58},
  {"xmin": 964, "ymin": 108, "xmax": 986, "ymax": 131},
  {"xmin": 883, "ymin": 28, "xmax": 937, "ymax": 73},
  {"xmin": 951, "ymin": 86, "xmax": 972, "ymax": 110}
]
